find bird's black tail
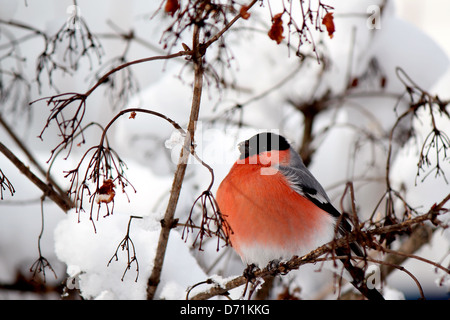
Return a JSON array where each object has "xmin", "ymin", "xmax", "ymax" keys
[
  {"xmin": 335, "ymin": 214, "xmax": 385, "ymax": 300},
  {"xmin": 335, "ymin": 246, "xmax": 385, "ymax": 301}
]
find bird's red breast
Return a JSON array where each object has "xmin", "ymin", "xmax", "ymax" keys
[{"xmin": 216, "ymin": 150, "xmax": 335, "ymax": 266}]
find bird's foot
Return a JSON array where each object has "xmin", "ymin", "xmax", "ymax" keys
[
  {"xmin": 266, "ymin": 259, "xmax": 281, "ymax": 275},
  {"xmin": 266, "ymin": 259, "xmax": 290, "ymax": 276},
  {"xmin": 243, "ymin": 263, "xmax": 259, "ymax": 282}
]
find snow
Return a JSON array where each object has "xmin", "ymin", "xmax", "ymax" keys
[
  {"xmin": 54, "ymin": 208, "xmax": 207, "ymax": 299},
  {"xmin": 0, "ymin": 149, "xmax": 67, "ymax": 287},
  {"xmin": 52, "ymin": 157, "xmax": 206, "ymax": 300},
  {"xmin": 1, "ymin": 0, "xmax": 450, "ymax": 300},
  {"xmin": 381, "ymin": 286, "xmax": 406, "ymax": 300}
]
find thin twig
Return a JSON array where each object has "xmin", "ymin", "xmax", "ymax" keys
[
  {"xmin": 0, "ymin": 141, "xmax": 73, "ymax": 212},
  {"xmin": 0, "ymin": 114, "xmax": 68, "ymax": 203},
  {"xmin": 145, "ymin": 0, "xmax": 260, "ymax": 300},
  {"xmin": 146, "ymin": 13, "xmax": 205, "ymax": 301}
]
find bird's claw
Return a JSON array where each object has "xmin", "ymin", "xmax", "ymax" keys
[
  {"xmin": 266, "ymin": 259, "xmax": 281, "ymax": 275},
  {"xmin": 266, "ymin": 259, "xmax": 290, "ymax": 276},
  {"xmin": 243, "ymin": 263, "xmax": 259, "ymax": 282}
]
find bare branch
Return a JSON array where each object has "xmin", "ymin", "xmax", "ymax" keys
[
  {"xmin": 188, "ymin": 194, "xmax": 450, "ymax": 300},
  {"xmin": 30, "ymin": 197, "xmax": 57, "ymax": 282},
  {"xmin": 146, "ymin": 0, "xmax": 260, "ymax": 300},
  {"xmin": 0, "ymin": 168, "xmax": 15, "ymax": 200},
  {"xmin": 107, "ymin": 215, "xmax": 143, "ymax": 282},
  {"xmin": 0, "ymin": 141, "xmax": 73, "ymax": 212}
]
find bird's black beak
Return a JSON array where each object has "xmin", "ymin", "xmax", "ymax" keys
[{"xmin": 238, "ymin": 140, "xmax": 250, "ymax": 160}]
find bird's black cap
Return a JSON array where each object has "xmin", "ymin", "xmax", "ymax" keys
[{"xmin": 238, "ymin": 132, "xmax": 290, "ymax": 160}]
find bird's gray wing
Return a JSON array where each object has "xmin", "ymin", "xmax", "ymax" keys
[
  {"xmin": 279, "ymin": 150, "xmax": 383, "ymax": 300},
  {"xmin": 277, "ymin": 148, "xmax": 353, "ymax": 234},
  {"xmin": 278, "ymin": 164, "xmax": 341, "ymax": 219}
]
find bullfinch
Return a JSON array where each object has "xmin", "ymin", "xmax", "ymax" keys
[{"xmin": 216, "ymin": 132, "xmax": 384, "ymax": 300}]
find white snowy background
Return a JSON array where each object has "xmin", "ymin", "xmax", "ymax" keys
[{"xmin": 0, "ymin": 0, "xmax": 449, "ymax": 299}]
